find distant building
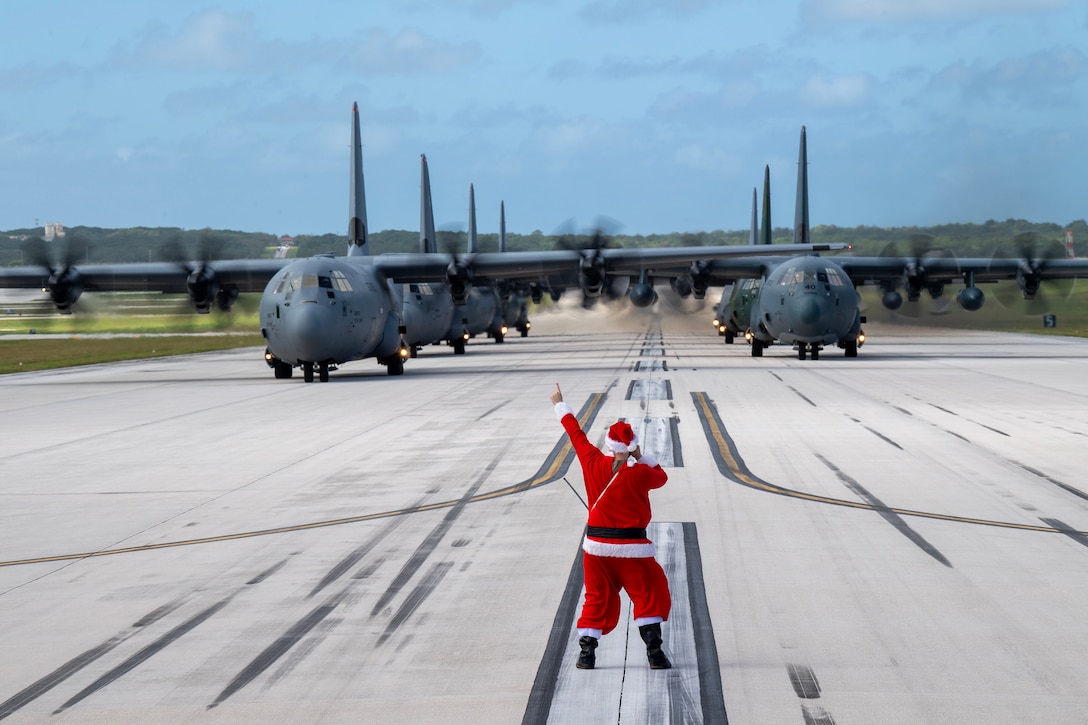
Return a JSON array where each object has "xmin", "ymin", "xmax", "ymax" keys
[
  {"xmin": 44, "ymin": 222, "xmax": 66, "ymax": 240},
  {"xmin": 278, "ymin": 235, "xmax": 295, "ymax": 246}
]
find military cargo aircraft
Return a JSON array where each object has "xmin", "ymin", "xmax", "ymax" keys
[
  {"xmin": 0, "ymin": 104, "xmax": 845, "ymax": 380},
  {"xmin": 705, "ymin": 127, "xmax": 1088, "ymax": 359}
]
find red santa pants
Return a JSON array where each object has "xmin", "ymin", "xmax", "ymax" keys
[{"xmin": 577, "ymin": 552, "xmax": 671, "ymax": 635}]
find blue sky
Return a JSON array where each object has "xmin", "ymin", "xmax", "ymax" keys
[{"xmin": 1, "ymin": 0, "xmax": 1085, "ymax": 237}]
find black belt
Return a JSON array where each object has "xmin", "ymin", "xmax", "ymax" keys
[{"xmin": 586, "ymin": 526, "xmax": 647, "ymax": 540}]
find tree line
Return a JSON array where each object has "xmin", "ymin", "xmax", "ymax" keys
[{"xmin": 2, "ymin": 218, "xmax": 1085, "ymax": 267}]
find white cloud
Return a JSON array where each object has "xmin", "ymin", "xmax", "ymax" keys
[{"xmin": 130, "ymin": 10, "xmax": 266, "ymax": 72}]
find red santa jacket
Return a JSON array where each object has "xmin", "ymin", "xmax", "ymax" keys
[{"xmin": 556, "ymin": 405, "xmax": 667, "ymax": 558}]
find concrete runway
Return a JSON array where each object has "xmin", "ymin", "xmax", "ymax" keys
[{"xmin": 2, "ymin": 305, "xmax": 1088, "ymax": 724}]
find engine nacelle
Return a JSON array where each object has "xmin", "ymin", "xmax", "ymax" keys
[
  {"xmin": 671, "ymin": 276, "xmax": 693, "ymax": 298},
  {"xmin": 187, "ymin": 267, "xmax": 219, "ymax": 314},
  {"xmin": 956, "ymin": 286, "xmax": 985, "ymax": 311},
  {"xmin": 689, "ymin": 260, "xmax": 711, "ymax": 299},
  {"xmin": 629, "ymin": 282, "xmax": 658, "ymax": 308},
  {"xmin": 903, "ymin": 263, "xmax": 926, "ymax": 301},
  {"xmin": 1016, "ymin": 262, "xmax": 1042, "ymax": 300},
  {"xmin": 46, "ymin": 267, "xmax": 83, "ymax": 314},
  {"xmin": 578, "ymin": 255, "xmax": 605, "ymax": 298},
  {"xmin": 215, "ymin": 286, "xmax": 239, "ymax": 312},
  {"xmin": 447, "ymin": 261, "xmax": 473, "ymax": 306}
]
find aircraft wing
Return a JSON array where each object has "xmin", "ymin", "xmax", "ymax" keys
[
  {"xmin": 0, "ymin": 259, "xmax": 292, "ymax": 293},
  {"xmin": 370, "ymin": 243, "xmax": 845, "ymax": 282},
  {"xmin": 0, "ymin": 243, "xmax": 847, "ymax": 313},
  {"xmin": 592, "ymin": 243, "xmax": 844, "ymax": 276},
  {"xmin": 833, "ymin": 255, "xmax": 1088, "ymax": 286}
]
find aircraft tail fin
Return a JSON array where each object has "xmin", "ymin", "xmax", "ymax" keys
[
  {"xmin": 794, "ymin": 126, "xmax": 809, "ymax": 246},
  {"xmin": 468, "ymin": 184, "xmax": 478, "ymax": 254},
  {"xmin": 499, "ymin": 201, "xmax": 507, "ymax": 253},
  {"xmin": 420, "ymin": 154, "xmax": 437, "ymax": 254},
  {"xmin": 347, "ymin": 102, "xmax": 369, "ymax": 256},
  {"xmin": 761, "ymin": 164, "xmax": 772, "ymax": 245}
]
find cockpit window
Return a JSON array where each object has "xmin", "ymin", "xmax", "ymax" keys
[
  {"xmin": 773, "ymin": 266, "xmax": 805, "ymax": 285},
  {"xmin": 272, "ymin": 268, "xmax": 352, "ymax": 295},
  {"xmin": 330, "ymin": 270, "xmax": 353, "ymax": 292},
  {"xmin": 272, "ymin": 271, "xmax": 302, "ymax": 295},
  {"xmin": 824, "ymin": 267, "xmax": 845, "ymax": 286}
]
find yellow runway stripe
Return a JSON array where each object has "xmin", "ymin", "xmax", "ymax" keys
[
  {"xmin": 0, "ymin": 394, "xmax": 607, "ymax": 569},
  {"xmin": 691, "ymin": 391, "xmax": 1083, "ymax": 536}
]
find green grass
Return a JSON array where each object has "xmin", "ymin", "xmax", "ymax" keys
[
  {"xmin": 0, "ymin": 334, "xmax": 266, "ymax": 374},
  {"xmin": 0, "ymin": 292, "xmax": 265, "ymax": 374},
  {"xmin": 859, "ymin": 280, "xmax": 1088, "ymax": 337}
]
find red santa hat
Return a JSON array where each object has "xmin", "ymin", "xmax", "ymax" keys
[{"xmin": 605, "ymin": 421, "xmax": 638, "ymax": 453}]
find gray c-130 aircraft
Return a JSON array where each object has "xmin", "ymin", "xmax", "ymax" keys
[
  {"xmin": 0, "ymin": 104, "xmax": 846, "ymax": 380},
  {"xmin": 698, "ymin": 126, "xmax": 1088, "ymax": 360}
]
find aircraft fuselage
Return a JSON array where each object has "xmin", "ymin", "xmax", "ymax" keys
[
  {"xmin": 750, "ymin": 256, "xmax": 861, "ymax": 349},
  {"xmin": 259, "ymin": 256, "xmax": 402, "ymax": 370},
  {"xmin": 402, "ymin": 282, "xmax": 455, "ymax": 348}
]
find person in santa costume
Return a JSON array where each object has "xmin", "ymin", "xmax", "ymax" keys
[{"xmin": 549, "ymin": 383, "xmax": 672, "ymax": 670}]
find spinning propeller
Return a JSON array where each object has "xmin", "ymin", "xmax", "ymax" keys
[
  {"xmin": 989, "ymin": 232, "xmax": 1074, "ymax": 315},
  {"xmin": 22, "ymin": 235, "xmax": 91, "ymax": 314},
  {"xmin": 878, "ymin": 234, "xmax": 961, "ymax": 316},
  {"xmin": 159, "ymin": 232, "xmax": 243, "ymax": 313}
]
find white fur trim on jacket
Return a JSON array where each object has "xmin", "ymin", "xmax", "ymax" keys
[
  {"xmin": 554, "ymin": 402, "xmax": 574, "ymax": 422},
  {"xmin": 583, "ymin": 537, "xmax": 656, "ymax": 558}
]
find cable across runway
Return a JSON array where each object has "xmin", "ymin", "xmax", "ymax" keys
[
  {"xmin": 690, "ymin": 390, "xmax": 1086, "ymax": 537},
  {"xmin": 7, "ymin": 387, "xmax": 1080, "ymax": 570},
  {"xmin": 0, "ymin": 395, "xmax": 609, "ymax": 569}
]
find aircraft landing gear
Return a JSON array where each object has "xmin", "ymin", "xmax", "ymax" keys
[
  {"xmin": 724, "ymin": 331, "xmax": 734, "ymax": 344},
  {"xmin": 272, "ymin": 359, "xmax": 292, "ymax": 379},
  {"xmin": 798, "ymin": 344, "xmax": 807, "ymax": 360},
  {"xmin": 751, "ymin": 339, "xmax": 764, "ymax": 357},
  {"xmin": 453, "ymin": 338, "xmax": 466, "ymax": 355},
  {"xmin": 384, "ymin": 356, "xmax": 404, "ymax": 376},
  {"xmin": 303, "ymin": 362, "xmax": 314, "ymax": 382},
  {"xmin": 844, "ymin": 339, "xmax": 858, "ymax": 358},
  {"xmin": 319, "ymin": 362, "xmax": 329, "ymax": 382}
]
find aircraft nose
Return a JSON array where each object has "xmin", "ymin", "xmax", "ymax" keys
[
  {"xmin": 286, "ymin": 302, "xmax": 339, "ymax": 361},
  {"xmin": 795, "ymin": 295, "xmax": 821, "ymax": 325}
]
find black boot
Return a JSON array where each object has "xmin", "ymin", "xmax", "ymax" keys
[
  {"xmin": 638, "ymin": 623, "xmax": 672, "ymax": 669},
  {"xmin": 576, "ymin": 636, "xmax": 598, "ymax": 669}
]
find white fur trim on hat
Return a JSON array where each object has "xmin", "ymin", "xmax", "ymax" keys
[{"xmin": 605, "ymin": 427, "xmax": 639, "ymax": 453}]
